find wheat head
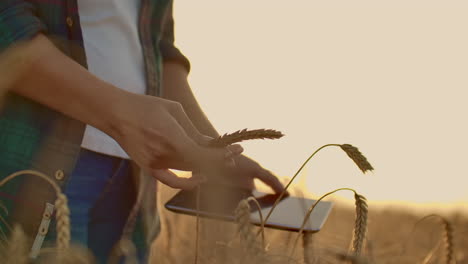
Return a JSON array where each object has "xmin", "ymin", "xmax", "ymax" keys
[
  {"xmin": 55, "ymin": 193, "xmax": 71, "ymax": 252},
  {"xmin": 234, "ymin": 199, "xmax": 263, "ymax": 255},
  {"xmin": 352, "ymin": 193, "xmax": 368, "ymax": 255},
  {"xmin": 207, "ymin": 128, "xmax": 284, "ymax": 147},
  {"xmin": 441, "ymin": 217, "xmax": 454, "ymax": 264},
  {"xmin": 340, "ymin": 144, "xmax": 374, "ymax": 173}
]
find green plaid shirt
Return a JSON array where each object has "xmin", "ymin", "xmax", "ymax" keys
[{"xmin": 0, "ymin": 0, "xmax": 189, "ymax": 256}]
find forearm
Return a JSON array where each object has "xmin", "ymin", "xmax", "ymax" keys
[
  {"xmin": 162, "ymin": 62, "xmax": 219, "ymax": 138},
  {"xmin": 10, "ymin": 34, "xmax": 127, "ymax": 138}
]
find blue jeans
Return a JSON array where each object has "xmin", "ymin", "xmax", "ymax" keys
[{"xmin": 44, "ymin": 149, "xmax": 148, "ymax": 263}]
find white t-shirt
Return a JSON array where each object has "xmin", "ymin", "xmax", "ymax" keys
[{"xmin": 77, "ymin": 0, "xmax": 146, "ymax": 159}]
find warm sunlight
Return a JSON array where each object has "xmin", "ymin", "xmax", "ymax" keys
[{"xmin": 173, "ymin": 1, "xmax": 468, "ymax": 204}]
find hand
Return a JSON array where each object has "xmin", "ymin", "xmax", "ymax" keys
[
  {"xmin": 110, "ymin": 92, "xmax": 244, "ymax": 189},
  {"xmin": 201, "ymin": 154, "xmax": 285, "ymax": 194}
]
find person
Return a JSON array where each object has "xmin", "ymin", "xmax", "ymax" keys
[{"xmin": 0, "ymin": 0, "xmax": 284, "ymax": 262}]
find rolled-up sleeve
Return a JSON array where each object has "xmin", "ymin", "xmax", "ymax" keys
[
  {"xmin": 0, "ymin": 0, "xmax": 47, "ymax": 53},
  {"xmin": 159, "ymin": 1, "xmax": 191, "ymax": 73}
]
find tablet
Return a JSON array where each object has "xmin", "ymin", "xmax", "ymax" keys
[{"xmin": 164, "ymin": 184, "xmax": 333, "ymax": 233}]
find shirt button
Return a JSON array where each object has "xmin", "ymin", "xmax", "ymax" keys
[
  {"xmin": 43, "ymin": 211, "xmax": 51, "ymax": 220},
  {"xmin": 66, "ymin": 16, "xmax": 73, "ymax": 28},
  {"xmin": 55, "ymin": 170, "xmax": 65, "ymax": 181},
  {"xmin": 39, "ymin": 226, "xmax": 48, "ymax": 236}
]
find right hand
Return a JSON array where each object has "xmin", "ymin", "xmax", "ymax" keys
[{"xmin": 108, "ymin": 92, "xmax": 243, "ymax": 190}]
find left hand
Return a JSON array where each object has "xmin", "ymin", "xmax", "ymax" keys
[{"xmin": 201, "ymin": 154, "xmax": 285, "ymax": 194}]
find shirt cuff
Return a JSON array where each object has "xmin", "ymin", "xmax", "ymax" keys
[{"xmin": 0, "ymin": 2, "xmax": 47, "ymax": 53}]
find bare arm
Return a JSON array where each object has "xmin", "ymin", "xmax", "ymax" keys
[
  {"xmin": 7, "ymin": 34, "xmax": 242, "ymax": 189},
  {"xmin": 11, "ymin": 34, "xmax": 125, "ymax": 137}
]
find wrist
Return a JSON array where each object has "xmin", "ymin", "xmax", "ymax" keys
[{"xmin": 87, "ymin": 83, "xmax": 133, "ymax": 140}]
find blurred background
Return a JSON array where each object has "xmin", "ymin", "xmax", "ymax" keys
[{"xmin": 172, "ymin": 0, "xmax": 468, "ymax": 208}]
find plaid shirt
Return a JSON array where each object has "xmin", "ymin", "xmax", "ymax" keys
[{"xmin": 0, "ymin": 0, "xmax": 189, "ymax": 257}]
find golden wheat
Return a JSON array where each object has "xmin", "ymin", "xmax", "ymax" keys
[
  {"xmin": 352, "ymin": 193, "xmax": 368, "ymax": 255},
  {"xmin": 207, "ymin": 128, "xmax": 284, "ymax": 147},
  {"xmin": 290, "ymin": 188, "xmax": 368, "ymax": 259},
  {"xmin": 246, "ymin": 197, "xmax": 266, "ymax": 250},
  {"xmin": 234, "ymin": 198, "xmax": 267, "ymax": 262},
  {"xmin": 262, "ymin": 144, "xmax": 373, "ymax": 231},
  {"xmin": 340, "ymin": 144, "xmax": 374, "ymax": 173},
  {"xmin": 334, "ymin": 251, "xmax": 375, "ymax": 264},
  {"xmin": 442, "ymin": 218, "xmax": 454, "ymax": 264},
  {"xmin": 55, "ymin": 193, "xmax": 71, "ymax": 252},
  {"xmin": 302, "ymin": 232, "xmax": 314, "ymax": 264}
]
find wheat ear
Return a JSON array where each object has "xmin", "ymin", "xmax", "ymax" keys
[
  {"xmin": 404, "ymin": 214, "xmax": 454, "ymax": 264},
  {"xmin": 423, "ymin": 215, "xmax": 454, "ymax": 264},
  {"xmin": 441, "ymin": 218, "xmax": 454, "ymax": 264},
  {"xmin": 302, "ymin": 232, "xmax": 314, "ymax": 264},
  {"xmin": 290, "ymin": 188, "xmax": 368, "ymax": 258},
  {"xmin": 234, "ymin": 199, "xmax": 264, "ymax": 255},
  {"xmin": 207, "ymin": 128, "xmax": 284, "ymax": 147},
  {"xmin": 352, "ymin": 193, "xmax": 368, "ymax": 255},
  {"xmin": 55, "ymin": 193, "xmax": 70, "ymax": 252},
  {"xmin": 340, "ymin": 144, "xmax": 374, "ymax": 173},
  {"xmin": 261, "ymin": 144, "xmax": 373, "ymax": 236}
]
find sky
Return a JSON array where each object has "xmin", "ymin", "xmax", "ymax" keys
[{"xmin": 172, "ymin": 1, "xmax": 468, "ymax": 206}]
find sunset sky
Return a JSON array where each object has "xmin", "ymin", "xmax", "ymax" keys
[{"xmin": 172, "ymin": 1, "xmax": 468, "ymax": 205}]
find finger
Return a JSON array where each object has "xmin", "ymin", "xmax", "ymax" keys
[
  {"xmin": 191, "ymin": 170, "xmax": 208, "ymax": 182},
  {"xmin": 226, "ymin": 144, "xmax": 244, "ymax": 156},
  {"xmin": 256, "ymin": 169, "xmax": 285, "ymax": 194},
  {"xmin": 161, "ymin": 112, "xmax": 239, "ymax": 171},
  {"xmin": 150, "ymin": 169, "xmax": 201, "ymax": 190}
]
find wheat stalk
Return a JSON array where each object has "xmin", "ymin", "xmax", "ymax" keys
[
  {"xmin": 261, "ymin": 144, "xmax": 373, "ymax": 236},
  {"xmin": 246, "ymin": 197, "xmax": 266, "ymax": 250},
  {"xmin": 333, "ymin": 251, "xmax": 375, "ymax": 264},
  {"xmin": 302, "ymin": 232, "xmax": 314, "ymax": 264},
  {"xmin": 290, "ymin": 188, "xmax": 368, "ymax": 259},
  {"xmin": 207, "ymin": 128, "xmax": 284, "ymax": 147},
  {"xmin": 195, "ymin": 185, "xmax": 201, "ymax": 264}
]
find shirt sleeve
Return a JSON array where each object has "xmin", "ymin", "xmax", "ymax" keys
[
  {"xmin": 159, "ymin": 1, "xmax": 191, "ymax": 73},
  {"xmin": 0, "ymin": 0, "xmax": 47, "ymax": 53}
]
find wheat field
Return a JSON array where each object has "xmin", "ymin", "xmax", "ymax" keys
[{"xmin": 152, "ymin": 184, "xmax": 467, "ymax": 264}]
